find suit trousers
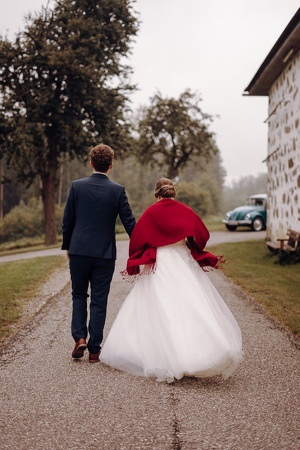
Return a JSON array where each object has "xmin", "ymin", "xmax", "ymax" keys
[{"xmin": 69, "ymin": 255, "xmax": 115, "ymax": 354}]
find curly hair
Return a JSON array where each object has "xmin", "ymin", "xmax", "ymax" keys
[
  {"xmin": 154, "ymin": 178, "xmax": 176, "ymax": 199},
  {"xmin": 90, "ymin": 144, "xmax": 114, "ymax": 172}
]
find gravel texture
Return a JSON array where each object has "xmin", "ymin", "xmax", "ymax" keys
[{"xmin": 0, "ymin": 233, "xmax": 299, "ymax": 450}]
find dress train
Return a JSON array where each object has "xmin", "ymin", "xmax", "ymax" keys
[{"xmin": 100, "ymin": 241, "xmax": 243, "ymax": 383}]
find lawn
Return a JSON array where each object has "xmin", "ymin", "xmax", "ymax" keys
[
  {"xmin": 208, "ymin": 240, "xmax": 300, "ymax": 336},
  {"xmin": 203, "ymin": 216, "xmax": 225, "ymax": 232},
  {"xmin": 0, "ymin": 256, "xmax": 67, "ymax": 343}
]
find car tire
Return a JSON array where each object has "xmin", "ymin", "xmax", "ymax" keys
[
  {"xmin": 226, "ymin": 225, "xmax": 237, "ymax": 231},
  {"xmin": 251, "ymin": 217, "xmax": 264, "ymax": 231}
]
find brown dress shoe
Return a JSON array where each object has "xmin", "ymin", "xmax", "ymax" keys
[
  {"xmin": 89, "ymin": 351, "xmax": 101, "ymax": 363},
  {"xmin": 72, "ymin": 338, "xmax": 87, "ymax": 359}
]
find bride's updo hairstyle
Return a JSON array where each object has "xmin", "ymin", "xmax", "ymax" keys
[{"xmin": 154, "ymin": 178, "xmax": 176, "ymax": 199}]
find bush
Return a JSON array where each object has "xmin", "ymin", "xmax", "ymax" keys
[
  {"xmin": 176, "ymin": 181, "xmax": 213, "ymax": 217},
  {"xmin": 275, "ymin": 250, "xmax": 300, "ymax": 266},
  {"xmin": 0, "ymin": 198, "xmax": 43, "ymax": 242},
  {"xmin": 0, "ymin": 198, "xmax": 64, "ymax": 243},
  {"xmin": 55, "ymin": 204, "xmax": 64, "ymax": 237}
]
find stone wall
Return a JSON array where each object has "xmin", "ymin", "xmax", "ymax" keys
[{"xmin": 266, "ymin": 51, "xmax": 300, "ymax": 241}]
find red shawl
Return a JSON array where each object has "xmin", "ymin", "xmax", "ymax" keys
[{"xmin": 124, "ymin": 199, "xmax": 220, "ymax": 276}]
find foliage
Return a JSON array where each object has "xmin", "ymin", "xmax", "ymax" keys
[
  {"xmin": 0, "ymin": 0, "xmax": 139, "ymax": 244},
  {"xmin": 1, "ymin": 156, "xmax": 93, "ymax": 217},
  {"xmin": 0, "ymin": 237, "xmax": 49, "ymax": 253},
  {"xmin": 0, "ymin": 168, "xmax": 42, "ymax": 216},
  {"xmin": 178, "ymin": 152, "xmax": 226, "ymax": 215},
  {"xmin": 135, "ymin": 90, "xmax": 219, "ymax": 179},
  {"xmin": 111, "ymin": 156, "xmax": 161, "ymax": 217},
  {"xmin": 0, "ymin": 199, "xmax": 44, "ymax": 242},
  {"xmin": 111, "ymin": 151, "xmax": 226, "ymax": 218},
  {"xmin": 223, "ymin": 173, "xmax": 267, "ymax": 213},
  {"xmin": 0, "ymin": 256, "xmax": 67, "ymax": 342},
  {"xmin": 176, "ymin": 181, "xmax": 212, "ymax": 216},
  {"xmin": 272, "ymin": 250, "xmax": 300, "ymax": 266},
  {"xmin": 208, "ymin": 240, "xmax": 300, "ymax": 336},
  {"xmin": 0, "ymin": 198, "xmax": 64, "ymax": 243}
]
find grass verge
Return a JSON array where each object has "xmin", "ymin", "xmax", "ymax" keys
[
  {"xmin": 0, "ymin": 256, "xmax": 67, "ymax": 342},
  {"xmin": 208, "ymin": 240, "xmax": 300, "ymax": 337},
  {"xmin": 203, "ymin": 216, "xmax": 226, "ymax": 232},
  {"xmin": 0, "ymin": 233, "xmax": 128, "ymax": 256},
  {"xmin": 0, "ymin": 236, "xmax": 61, "ymax": 256}
]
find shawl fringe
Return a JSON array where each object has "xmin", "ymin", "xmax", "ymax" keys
[
  {"xmin": 120, "ymin": 269, "xmax": 138, "ymax": 283},
  {"xmin": 121, "ymin": 263, "xmax": 157, "ymax": 283},
  {"xmin": 202, "ymin": 256, "xmax": 225, "ymax": 272},
  {"xmin": 215, "ymin": 255, "xmax": 226, "ymax": 269}
]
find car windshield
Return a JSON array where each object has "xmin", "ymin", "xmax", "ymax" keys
[{"xmin": 246, "ymin": 198, "xmax": 265, "ymax": 207}]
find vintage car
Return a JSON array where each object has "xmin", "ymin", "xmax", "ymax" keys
[{"xmin": 222, "ymin": 194, "xmax": 267, "ymax": 231}]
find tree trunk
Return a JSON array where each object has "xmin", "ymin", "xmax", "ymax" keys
[
  {"xmin": 58, "ymin": 162, "xmax": 64, "ymax": 206},
  {"xmin": 0, "ymin": 161, "xmax": 3, "ymax": 219},
  {"xmin": 167, "ymin": 165, "xmax": 178, "ymax": 181},
  {"xmin": 41, "ymin": 161, "xmax": 58, "ymax": 246}
]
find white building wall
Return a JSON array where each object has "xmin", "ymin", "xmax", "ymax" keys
[{"xmin": 266, "ymin": 51, "xmax": 300, "ymax": 241}]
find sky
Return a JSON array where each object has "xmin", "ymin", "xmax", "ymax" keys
[{"xmin": 0, "ymin": 0, "xmax": 299, "ymax": 185}]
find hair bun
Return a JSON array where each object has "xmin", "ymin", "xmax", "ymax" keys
[{"xmin": 154, "ymin": 179, "xmax": 176, "ymax": 199}]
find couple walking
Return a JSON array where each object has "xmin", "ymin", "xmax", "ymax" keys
[{"xmin": 62, "ymin": 143, "xmax": 243, "ymax": 383}]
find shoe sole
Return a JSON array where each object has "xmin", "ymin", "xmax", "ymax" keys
[{"xmin": 72, "ymin": 345, "xmax": 87, "ymax": 359}]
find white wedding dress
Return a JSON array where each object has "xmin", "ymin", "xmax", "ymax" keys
[{"xmin": 100, "ymin": 240, "xmax": 243, "ymax": 383}]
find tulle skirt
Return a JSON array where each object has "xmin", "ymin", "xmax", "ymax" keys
[{"xmin": 100, "ymin": 241, "xmax": 243, "ymax": 383}]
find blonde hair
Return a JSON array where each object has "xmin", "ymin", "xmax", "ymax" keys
[{"xmin": 154, "ymin": 178, "xmax": 176, "ymax": 199}]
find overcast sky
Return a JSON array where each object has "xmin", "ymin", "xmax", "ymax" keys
[{"xmin": 1, "ymin": 1, "xmax": 299, "ymax": 184}]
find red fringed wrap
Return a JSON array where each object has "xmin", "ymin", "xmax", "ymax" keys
[{"xmin": 121, "ymin": 199, "xmax": 224, "ymax": 279}]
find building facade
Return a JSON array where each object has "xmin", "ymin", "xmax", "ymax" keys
[{"xmin": 244, "ymin": 8, "xmax": 300, "ymax": 242}]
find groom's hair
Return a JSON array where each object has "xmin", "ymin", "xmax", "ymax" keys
[{"xmin": 90, "ymin": 143, "xmax": 114, "ymax": 172}]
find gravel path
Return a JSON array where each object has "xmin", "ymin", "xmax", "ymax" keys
[{"xmin": 0, "ymin": 234, "xmax": 299, "ymax": 450}]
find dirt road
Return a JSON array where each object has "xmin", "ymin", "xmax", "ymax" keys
[{"xmin": 0, "ymin": 233, "xmax": 299, "ymax": 449}]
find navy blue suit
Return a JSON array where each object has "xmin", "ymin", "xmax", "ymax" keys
[{"xmin": 62, "ymin": 173, "xmax": 135, "ymax": 353}]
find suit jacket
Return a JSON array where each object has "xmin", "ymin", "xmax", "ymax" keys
[{"xmin": 61, "ymin": 173, "xmax": 135, "ymax": 259}]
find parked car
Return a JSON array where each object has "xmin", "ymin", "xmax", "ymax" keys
[{"xmin": 222, "ymin": 194, "xmax": 267, "ymax": 231}]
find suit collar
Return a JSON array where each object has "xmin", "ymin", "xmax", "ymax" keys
[{"xmin": 91, "ymin": 173, "xmax": 108, "ymax": 178}]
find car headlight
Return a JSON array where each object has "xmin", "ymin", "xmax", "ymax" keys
[
  {"xmin": 225, "ymin": 213, "xmax": 231, "ymax": 219},
  {"xmin": 244, "ymin": 213, "xmax": 250, "ymax": 220}
]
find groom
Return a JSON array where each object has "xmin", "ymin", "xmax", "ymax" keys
[{"xmin": 62, "ymin": 143, "xmax": 135, "ymax": 362}]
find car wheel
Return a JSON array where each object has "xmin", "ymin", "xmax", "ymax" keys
[
  {"xmin": 226, "ymin": 225, "xmax": 237, "ymax": 231},
  {"xmin": 251, "ymin": 217, "xmax": 264, "ymax": 231}
]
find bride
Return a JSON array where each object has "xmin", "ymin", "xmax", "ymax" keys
[{"xmin": 100, "ymin": 178, "xmax": 243, "ymax": 383}]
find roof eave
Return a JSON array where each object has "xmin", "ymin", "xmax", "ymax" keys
[{"xmin": 244, "ymin": 8, "xmax": 300, "ymax": 96}]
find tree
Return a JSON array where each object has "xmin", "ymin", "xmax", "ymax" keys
[
  {"xmin": 178, "ymin": 151, "xmax": 226, "ymax": 215},
  {"xmin": 135, "ymin": 90, "xmax": 218, "ymax": 179},
  {"xmin": 0, "ymin": 0, "xmax": 138, "ymax": 244},
  {"xmin": 223, "ymin": 173, "xmax": 267, "ymax": 213}
]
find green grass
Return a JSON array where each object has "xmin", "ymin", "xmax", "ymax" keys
[
  {"xmin": 203, "ymin": 216, "xmax": 225, "ymax": 232},
  {"xmin": 0, "ymin": 236, "xmax": 61, "ymax": 256},
  {"xmin": 0, "ymin": 233, "xmax": 129, "ymax": 256},
  {"xmin": 208, "ymin": 240, "xmax": 300, "ymax": 336},
  {"xmin": 0, "ymin": 256, "xmax": 67, "ymax": 342}
]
